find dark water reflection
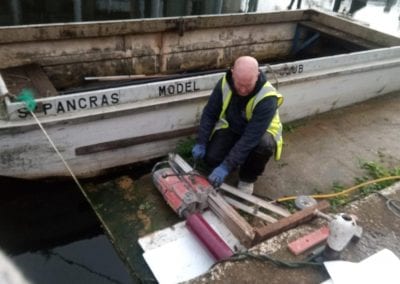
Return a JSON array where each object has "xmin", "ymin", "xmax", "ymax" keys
[
  {"xmin": 0, "ymin": 0, "xmax": 258, "ymax": 26},
  {"xmin": 13, "ymin": 235, "xmax": 133, "ymax": 284},
  {"xmin": 0, "ymin": 178, "xmax": 133, "ymax": 284}
]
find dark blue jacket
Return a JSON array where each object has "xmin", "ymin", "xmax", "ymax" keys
[{"xmin": 197, "ymin": 70, "xmax": 277, "ymax": 170}]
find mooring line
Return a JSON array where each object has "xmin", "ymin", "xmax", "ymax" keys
[{"xmin": 29, "ymin": 110, "xmax": 115, "ymax": 241}]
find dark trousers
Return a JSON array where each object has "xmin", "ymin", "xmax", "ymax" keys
[{"xmin": 204, "ymin": 128, "xmax": 276, "ymax": 183}]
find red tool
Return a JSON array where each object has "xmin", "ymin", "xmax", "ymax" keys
[{"xmin": 152, "ymin": 154, "xmax": 233, "ymax": 260}]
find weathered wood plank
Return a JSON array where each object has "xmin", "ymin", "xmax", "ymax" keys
[
  {"xmin": 0, "ymin": 11, "xmax": 306, "ymax": 44},
  {"xmin": 24, "ymin": 64, "xmax": 58, "ymax": 97},
  {"xmin": 220, "ymin": 183, "xmax": 291, "ymax": 217},
  {"xmin": 1, "ymin": 64, "xmax": 57, "ymax": 98},
  {"xmin": 222, "ymin": 195, "xmax": 278, "ymax": 223},
  {"xmin": 162, "ymin": 41, "xmax": 293, "ymax": 74},
  {"xmin": 161, "ymin": 23, "xmax": 295, "ymax": 53},
  {"xmin": 208, "ymin": 191, "xmax": 254, "ymax": 248},
  {"xmin": 252, "ymin": 200, "xmax": 330, "ymax": 245}
]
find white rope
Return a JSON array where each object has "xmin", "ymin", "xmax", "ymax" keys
[
  {"xmin": 265, "ymin": 64, "xmax": 279, "ymax": 90},
  {"xmin": 31, "ymin": 111, "xmax": 85, "ymax": 193},
  {"xmin": 29, "ymin": 110, "xmax": 114, "ymax": 239}
]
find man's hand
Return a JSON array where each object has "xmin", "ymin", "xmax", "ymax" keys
[
  {"xmin": 192, "ymin": 144, "xmax": 206, "ymax": 160},
  {"xmin": 208, "ymin": 164, "xmax": 229, "ymax": 187}
]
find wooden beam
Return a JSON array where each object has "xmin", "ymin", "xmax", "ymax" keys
[
  {"xmin": 1, "ymin": 64, "xmax": 57, "ymax": 98},
  {"xmin": 222, "ymin": 196, "xmax": 278, "ymax": 223},
  {"xmin": 208, "ymin": 191, "xmax": 255, "ymax": 248},
  {"xmin": 220, "ymin": 183, "xmax": 291, "ymax": 217},
  {"xmin": 252, "ymin": 200, "xmax": 330, "ymax": 245}
]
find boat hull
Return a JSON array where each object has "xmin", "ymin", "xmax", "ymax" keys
[
  {"xmin": 1, "ymin": 9, "xmax": 400, "ymax": 179},
  {"xmin": 2, "ymin": 46, "xmax": 400, "ymax": 179}
]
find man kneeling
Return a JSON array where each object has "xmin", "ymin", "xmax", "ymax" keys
[{"xmin": 192, "ymin": 56, "xmax": 284, "ymax": 194}]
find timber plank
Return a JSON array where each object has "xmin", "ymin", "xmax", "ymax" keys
[
  {"xmin": 208, "ymin": 191, "xmax": 254, "ymax": 247},
  {"xmin": 252, "ymin": 200, "xmax": 330, "ymax": 245},
  {"xmin": 24, "ymin": 64, "xmax": 57, "ymax": 97},
  {"xmin": 220, "ymin": 183, "xmax": 291, "ymax": 217},
  {"xmin": 222, "ymin": 195, "xmax": 278, "ymax": 223},
  {"xmin": 1, "ymin": 64, "xmax": 57, "ymax": 98}
]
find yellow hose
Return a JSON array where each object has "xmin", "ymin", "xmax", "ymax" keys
[{"xmin": 276, "ymin": 175, "xmax": 400, "ymax": 203}]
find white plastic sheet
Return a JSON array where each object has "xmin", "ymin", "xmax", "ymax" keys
[{"xmin": 322, "ymin": 249, "xmax": 400, "ymax": 284}]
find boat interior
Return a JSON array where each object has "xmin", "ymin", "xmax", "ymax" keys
[{"xmin": 0, "ymin": 9, "xmax": 398, "ymax": 99}]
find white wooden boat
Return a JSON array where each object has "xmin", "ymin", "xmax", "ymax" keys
[{"xmin": 1, "ymin": 9, "xmax": 399, "ymax": 179}]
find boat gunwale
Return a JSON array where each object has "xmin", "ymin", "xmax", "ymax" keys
[
  {"xmin": 2, "ymin": 53, "xmax": 400, "ymax": 133},
  {"xmin": 0, "ymin": 90, "xmax": 210, "ymax": 133},
  {"xmin": 3, "ymin": 45, "xmax": 400, "ymax": 120}
]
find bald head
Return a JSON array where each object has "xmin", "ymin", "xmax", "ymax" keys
[{"xmin": 231, "ymin": 56, "xmax": 260, "ymax": 96}]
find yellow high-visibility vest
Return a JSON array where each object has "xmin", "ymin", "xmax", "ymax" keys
[{"xmin": 212, "ymin": 75, "xmax": 284, "ymax": 160}]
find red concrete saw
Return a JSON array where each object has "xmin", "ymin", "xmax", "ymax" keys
[{"xmin": 152, "ymin": 153, "xmax": 234, "ymax": 260}]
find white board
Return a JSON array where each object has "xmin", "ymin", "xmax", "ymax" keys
[{"xmin": 138, "ymin": 210, "xmax": 243, "ymax": 284}]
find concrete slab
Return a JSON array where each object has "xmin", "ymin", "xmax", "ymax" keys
[{"xmin": 257, "ymin": 91, "xmax": 400, "ymax": 200}]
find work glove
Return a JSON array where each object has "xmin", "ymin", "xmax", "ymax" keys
[
  {"xmin": 208, "ymin": 164, "xmax": 229, "ymax": 187},
  {"xmin": 192, "ymin": 144, "xmax": 206, "ymax": 160}
]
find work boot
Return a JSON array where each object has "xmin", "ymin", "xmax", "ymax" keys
[{"xmin": 237, "ymin": 181, "xmax": 254, "ymax": 195}]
